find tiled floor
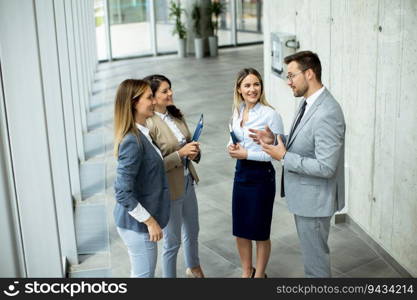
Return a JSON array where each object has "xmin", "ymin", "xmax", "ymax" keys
[{"xmin": 69, "ymin": 45, "xmax": 405, "ymax": 278}]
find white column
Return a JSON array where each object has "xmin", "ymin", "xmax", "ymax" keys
[
  {"xmin": 54, "ymin": 0, "xmax": 82, "ymax": 202},
  {"xmin": 231, "ymin": 0, "xmax": 238, "ymax": 46},
  {"xmin": 65, "ymin": 0, "xmax": 86, "ymax": 161},
  {"xmin": 71, "ymin": 0, "xmax": 89, "ymax": 135},
  {"xmin": 0, "ymin": 67, "xmax": 26, "ymax": 278},
  {"xmin": 105, "ymin": 0, "xmax": 113, "ymax": 60},
  {"xmin": 149, "ymin": 0, "xmax": 158, "ymax": 55},
  {"xmin": 83, "ymin": 0, "xmax": 93, "ymax": 102},
  {"xmin": 35, "ymin": 0, "xmax": 79, "ymax": 266},
  {"xmin": 89, "ymin": 0, "xmax": 97, "ymax": 75},
  {"xmin": 0, "ymin": 0, "xmax": 63, "ymax": 277},
  {"xmin": 77, "ymin": 0, "xmax": 91, "ymax": 114}
]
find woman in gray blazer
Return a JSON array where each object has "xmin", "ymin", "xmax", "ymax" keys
[{"xmin": 113, "ymin": 79, "xmax": 170, "ymax": 277}]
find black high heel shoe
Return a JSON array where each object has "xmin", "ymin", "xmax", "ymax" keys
[{"xmin": 251, "ymin": 267, "xmax": 256, "ymax": 278}]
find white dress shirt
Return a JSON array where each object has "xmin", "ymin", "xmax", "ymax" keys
[
  {"xmin": 229, "ymin": 102, "xmax": 284, "ymax": 161},
  {"xmin": 155, "ymin": 111, "xmax": 189, "ymax": 176},
  {"xmin": 303, "ymin": 85, "xmax": 325, "ymax": 118},
  {"xmin": 127, "ymin": 123, "xmax": 163, "ymax": 223}
]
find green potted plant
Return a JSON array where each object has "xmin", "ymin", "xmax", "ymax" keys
[
  {"xmin": 208, "ymin": 0, "xmax": 225, "ymax": 57},
  {"xmin": 169, "ymin": 1, "xmax": 187, "ymax": 57},
  {"xmin": 191, "ymin": 3, "xmax": 204, "ymax": 59}
]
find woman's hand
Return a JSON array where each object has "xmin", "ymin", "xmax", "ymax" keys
[
  {"xmin": 144, "ymin": 217, "xmax": 163, "ymax": 242},
  {"xmin": 228, "ymin": 143, "xmax": 248, "ymax": 159},
  {"xmin": 178, "ymin": 142, "xmax": 199, "ymax": 158},
  {"xmin": 188, "ymin": 142, "xmax": 200, "ymax": 160}
]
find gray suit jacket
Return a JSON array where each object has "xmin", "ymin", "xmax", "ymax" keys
[
  {"xmin": 113, "ymin": 131, "xmax": 170, "ymax": 233},
  {"xmin": 283, "ymin": 88, "xmax": 345, "ymax": 217}
]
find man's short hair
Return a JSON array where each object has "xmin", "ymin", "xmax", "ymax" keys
[{"xmin": 284, "ymin": 51, "xmax": 322, "ymax": 83}]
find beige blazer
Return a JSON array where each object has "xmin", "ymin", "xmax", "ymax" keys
[{"xmin": 146, "ymin": 114, "xmax": 200, "ymax": 201}]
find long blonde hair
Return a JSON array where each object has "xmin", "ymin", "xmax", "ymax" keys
[
  {"xmin": 232, "ymin": 68, "xmax": 274, "ymax": 116},
  {"xmin": 113, "ymin": 79, "xmax": 150, "ymax": 157}
]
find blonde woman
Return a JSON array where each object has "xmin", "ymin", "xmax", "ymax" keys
[
  {"xmin": 113, "ymin": 79, "xmax": 170, "ymax": 278},
  {"xmin": 228, "ymin": 68, "xmax": 284, "ymax": 278},
  {"xmin": 144, "ymin": 74, "xmax": 204, "ymax": 278}
]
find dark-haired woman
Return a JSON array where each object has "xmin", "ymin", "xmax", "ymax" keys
[{"xmin": 144, "ymin": 74, "xmax": 205, "ymax": 278}]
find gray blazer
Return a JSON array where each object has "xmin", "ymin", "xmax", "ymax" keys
[
  {"xmin": 114, "ymin": 131, "xmax": 170, "ymax": 233},
  {"xmin": 283, "ymin": 88, "xmax": 346, "ymax": 217}
]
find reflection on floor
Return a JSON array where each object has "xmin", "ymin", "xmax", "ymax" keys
[{"xmin": 69, "ymin": 45, "xmax": 406, "ymax": 278}]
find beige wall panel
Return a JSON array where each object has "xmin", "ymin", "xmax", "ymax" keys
[
  {"xmin": 372, "ymin": 0, "xmax": 402, "ymax": 254},
  {"xmin": 391, "ymin": 0, "xmax": 417, "ymax": 276},
  {"xmin": 264, "ymin": 0, "xmax": 417, "ymax": 276},
  {"xmin": 296, "ymin": 0, "xmax": 331, "ymax": 86},
  {"xmin": 264, "ymin": 0, "xmax": 297, "ymax": 134},
  {"xmin": 336, "ymin": 0, "xmax": 379, "ymax": 231},
  {"xmin": 329, "ymin": 0, "xmax": 356, "ymax": 212}
]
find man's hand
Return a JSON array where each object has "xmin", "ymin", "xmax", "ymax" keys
[
  {"xmin": 260, "ymin": 135, "xmax": 287, "ymax": 161},
  {"xmin": 248, "ymin": 125, "xmax": 275, "ymax": 145},
  {"xmin": 228, "ymin": 143, "xmax": 248, "ymax": 160}
]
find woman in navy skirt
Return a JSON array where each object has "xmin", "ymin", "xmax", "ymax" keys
[{"xmin": 228, "ymin": 68, "xmax": 284, "ymax": 278}]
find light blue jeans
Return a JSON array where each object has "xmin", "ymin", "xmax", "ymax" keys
[
  {"xmin": 162, "ymin": 174, "xmax": 200, "ymax": 277},
  {"xmin": 117, "ymin": 227, "xmax": 157, "ymax": 278}
]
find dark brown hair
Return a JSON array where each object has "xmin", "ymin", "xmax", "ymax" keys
[
  {"xmin": 143, "ymin": 74, "xmax": 183, "ymax": 119},
  {"xmin": 284, "ymin": 51, "xmax": 322, "ymax": 83}
]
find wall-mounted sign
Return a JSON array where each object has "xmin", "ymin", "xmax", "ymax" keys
[{"xmin": 271, "ymin": 32, "xmax": 299, "ymax": 79}]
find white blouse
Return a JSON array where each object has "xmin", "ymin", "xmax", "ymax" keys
[{"xmin": 229, "ymin": 102, "xmax": 284, "ymax": 162}]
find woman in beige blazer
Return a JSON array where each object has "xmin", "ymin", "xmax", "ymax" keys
[{"xmin": 144, "ymin": 74, "xmax": 205, "ymax": 278}]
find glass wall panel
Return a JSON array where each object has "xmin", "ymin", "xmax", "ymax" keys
[
  {"xmin": 217, "ymin": 0, "xmax": 232, "ymax": 46},
  {"xmin": 155, "ymin": 0, "xmax": 176, "ymax": 53},
  {"xmin": 236, "ymin": 0, "xmax": 262, "ymax": 44},
  {"xmin": 94, "ymin": 0, "xmax": 264, "ymax": 60},
  {"xmin": 94, "ymin": 0, "xmax": 108, "ymax": 60},
  {"xmin": 109, "ymin": 0, "xmax": 152, "ymax": 58}
]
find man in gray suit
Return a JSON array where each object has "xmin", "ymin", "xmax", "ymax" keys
[{"xmin": 250, "ymin": 51, "xmax": 345, "ymax": 277}]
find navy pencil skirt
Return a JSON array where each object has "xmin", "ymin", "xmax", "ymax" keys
[{"xmin": 232, "ymin": 159, "xmax": 276, "ymax": 241}]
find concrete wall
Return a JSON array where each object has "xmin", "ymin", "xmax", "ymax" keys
[{"xmin": 263, "ymin": 0, "xmax": 417, "ymax": 276}]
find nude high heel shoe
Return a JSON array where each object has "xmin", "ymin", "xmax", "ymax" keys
[{"xmin": 186, "ymin": 268, "xmax": 204, "ymax": 278}]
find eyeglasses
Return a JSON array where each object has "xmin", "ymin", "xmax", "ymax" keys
[{"xmin": 286, "ymin": 70, "xmax": 304, "ymax": 82}]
